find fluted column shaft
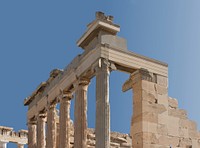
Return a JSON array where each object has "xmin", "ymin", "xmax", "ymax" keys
[
  {"xmin": 46, "ymin": 102, "xmax": 57, "ymax": 148},
  {"xmin": 56, "ymin": 122, "xmax": 60, "ymax": 148},
  {"xmin": 28, "ymin": 120, "xmax": 37, "ymax": 148},
  {"xmin": 37, "ymin": 113, "xmax": 46, "ymax": 148},
  {"xmin": 95, "ymin": 59, "xmax": 110, "ymax": 148},
  {"xmin": 0, "ymin": 140, "xmax": 8, "ymax": 148},
  {"xmin": 59, "ymin": 92, "xmax": 73, "ymax": 148},
  {"xmin": 74, "ymin": 78, "xmax": 90, "ymax": 148}
]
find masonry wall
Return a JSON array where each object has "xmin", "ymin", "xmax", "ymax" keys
[{"xmin": 130, "ymin": 70, "xmax": 200, "ymax": 148}]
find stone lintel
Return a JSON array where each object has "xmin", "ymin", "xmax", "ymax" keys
[
  {"xmin": 18, "ymin": 130, "xmax": 28, "ymax": 134},
  {"xmin": 0, "ymin": 140, "xmax": 8, "ymax": 142},
  {"xmin": 24, "ymin": 81, "xmax": 47, "ymax": 106},
  {"xmin": 24, "ymin": 69, "xmax": 63, "ymax": 106},
  {"xmin": 0, "ymin": 126, "xmax": 13, "ymax": 131}
]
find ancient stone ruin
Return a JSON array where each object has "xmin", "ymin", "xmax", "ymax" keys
[
  {"xmin": 1, "ymin": 12, "xmax": 199, "ymax": 148},
  {"xmin": 0, "ymin": 126, "xmax": 27, "ymax": 148}
]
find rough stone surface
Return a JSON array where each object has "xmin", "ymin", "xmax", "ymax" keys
[
  {"xmin": 0, "ymin": 126, "xmax": 27, "ymax": 147},
  {"xmin": 130, "ymin": 70, "xmax": 200, "ymax": 148},
  {"xmin": 20, "ymin": 12, "xmax": 200, "ymax": 148},
  {"xmin": 46, "ymin": 103, "xmax": 57, "ymax": 148},
  {"xmin": 74, "ymin": 79, "xmax": 89, "ymax": 148},
  {"xmin": 70, "ymin": 128, "xmax": 132, "ymax": 148}
]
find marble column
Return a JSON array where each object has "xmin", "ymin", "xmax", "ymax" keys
[
  {"xmin": 59, "ymin": 91, "xmax": 73, "ymax": 148},
  {"xmin": 17, "ymin": 143, "xmax": 25, "ymax": 148},
  {"xmin": 95, "ymin": 59, "xmax": 110, "ymax": 148},
  {"xmin": 28, "ymin": 119, "xmax": 37, "ymax": 148},
  {"xmin": 0, "ymin": 140, "xmax": 8, "ymax": 148},
  {"xmin": 74, "ymin": 78, "xmax": 90, "ymax": 148},
  {"xmin": 46, "ymin": 102, "xmax": 57, "ymax": 148},
  {"xmin": 37, "ymin": 113, "xmax": 46, "ymax": 148},
  {"xmin": 56, "ymin": 122, "xmax": 60, "ymax": 148}
]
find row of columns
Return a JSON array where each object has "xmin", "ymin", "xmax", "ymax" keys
[
  {"xmin": 0, "ymin": 140, "xmax": 25, "ymax": 148},
  {"xmin": 28, "ymin": 59, "xmax": 111, "ymax": 148}
]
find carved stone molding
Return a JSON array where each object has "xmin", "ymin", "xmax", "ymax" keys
[
  {"xmin": 95, "ymin": 11, "xmax": 114, "ymax": 23},
  {"xmin": 38, "ymin": 113, "xmax": 47, "ymax": 119},
  {"xmin": 28, "ymin": 119, "xmax": 37, "ymax": 125},
  {"xmin": 93, "ymin": 58, "xmax": 116, "ymax": 75},
  {"xmin": 122, "ymin": 69, "xmax": 157, "ymax": 92},
  {"xmin": 130, "ymin": 68, "xmax": 156, "ymax": 83},
  {"xmin": 48, "ymin": 99, "xmax": 57, "ymax": 110},
  {"xmin": 78, "ymin": 78, "xmax": 90, "ymax": 86},
  {"xmin": 62, "ymin": 91, "xmax": 73, "ymax": 100},
  {"xmin": 73, "ymin": 77, "xmax": 90, "ymax": 92}
]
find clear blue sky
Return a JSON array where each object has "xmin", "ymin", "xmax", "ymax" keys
[{"xmin": 1, "ymin": 0, "xmax": 200, "ymax": 147}]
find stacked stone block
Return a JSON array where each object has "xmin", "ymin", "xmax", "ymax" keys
[
  {"xmin": 0, "ymin": 126, "xmax": 27, "ymax": 147},
  {"xmin": 68, "ymin": 128, "xmax": 132, "ymax": 148},
  {"xmin": 130, "ymin": 69, "xmax": 200, "ymax": 148}
]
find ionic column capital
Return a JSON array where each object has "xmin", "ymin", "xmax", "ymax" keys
[
  {"xmin": 79, "ymin": 78, "xmax": 90, "ymax": 86},
  {"xmin": 73, "ymin": 77, "xmax": 90, "ymax": 92},
  {"xmin": 77, "ymin": 77, "xmax": 90, "ymax": 86},
  {"xmin": 28, "ymin": 119, "xmax": 37, "ymax": 125},
  {"xmin": 38, "ymin": 113, "xmax": 47, "ymax": 118},
  {"xmin": 94, "ymin": 58, "xmax": 116, "ymax": 74},
  {"xmin": 37, "ymin": 112, "xmax": 47, "ymax": 121},
  {"xmin": 62, "ymin": 91, "xmax": 73, "ymax": 100},
  {"xmin": 48, "ymin": 100, "xmax": 57, "ymax": 110}
]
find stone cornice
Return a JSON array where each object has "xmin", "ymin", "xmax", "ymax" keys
[
  {"xmin": 24, "ymin": 82, "xmax": 47, "ymax": 106},
  {"xmin": 77, "ymin": 12, "xmax": 120, "ymax": 49}
]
